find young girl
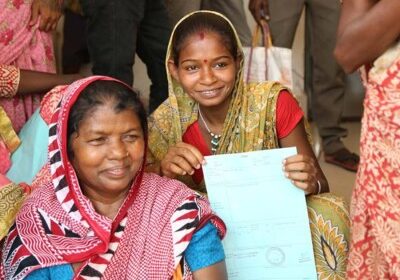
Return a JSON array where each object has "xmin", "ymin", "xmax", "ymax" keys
[{"xmin": 147, "ymin": 11, "xmax": 350, "ymax": 278}]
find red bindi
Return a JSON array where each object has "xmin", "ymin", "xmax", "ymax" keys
[
  {"xmin": 204, "ymin": 59, "xmax": 208, "ymax": 63},
  {"xmin": 199, "ymin": 32, "xmax": 205, "ymax": 40}
]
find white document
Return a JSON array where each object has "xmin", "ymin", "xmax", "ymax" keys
[{"xmin": 203, "ymin": 148, "xmax": 317, "ymax": 279}]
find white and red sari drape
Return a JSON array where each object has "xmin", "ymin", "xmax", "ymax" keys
[{"xmin": 0, "ymin": 76, "xmax": 225, "ymax": 280}]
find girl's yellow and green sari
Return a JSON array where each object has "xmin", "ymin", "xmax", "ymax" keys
[{"xmin": 148, "ymin": 10, "xmax": 349, "ymax": 279}]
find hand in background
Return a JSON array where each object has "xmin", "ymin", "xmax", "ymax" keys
[
  {"xmin": 29, "ymin": 0, "xmax": 62, "ymax": 32},
  {"xmin": 248, "ymin": 0, "xmax": 270, "ymax": 24}
]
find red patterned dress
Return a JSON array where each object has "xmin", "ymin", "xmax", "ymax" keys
[{"xmin": 347, "ymin": 43, "xmax": 400, "ymax": 278}]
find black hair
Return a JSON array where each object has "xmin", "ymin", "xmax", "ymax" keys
[
  {"xmin": 67, "ymin": 80, "xmax": 147, "ymax": 156},
  {"xmin": 171, "ymin": 12, "xmax": 239, "ymax": 65}
]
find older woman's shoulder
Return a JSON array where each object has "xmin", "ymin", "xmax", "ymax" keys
[
  {"xmin": 142, "ymin": 172, "xmax": 197, "ymax": 197},
  {"xmin": 138, "ymin": 173, "xmax": 208, "ymax": 218}
]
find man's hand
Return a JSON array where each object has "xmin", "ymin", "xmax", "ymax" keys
[
  {"xmin": 29, "ymin": 0, "xmax": 62, "ymax": 32},
  {"xmin": 249, "ymin": 0, "xmax": 270, "ymax": 24}
]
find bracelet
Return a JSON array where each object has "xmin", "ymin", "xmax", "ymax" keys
[
  {"xmin": 316, "ymin": 180, "xmax": 322, "ymax": 195},
  {"xmin": 0, "ymin": 65, "xmax": 20, "ymax": 98}
]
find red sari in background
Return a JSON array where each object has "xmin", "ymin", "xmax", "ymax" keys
[
  {"xmin": 0, "ymin": 0, "xmax": 55, "ymax": 132},
  {"xmin": 347, "ymin": 45, "xmax": 400, "ymax": 278}
]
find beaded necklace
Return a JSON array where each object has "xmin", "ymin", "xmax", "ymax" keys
[{"xmin": 198, "ymin": 108, "xmax": 221, "ymax": 154}]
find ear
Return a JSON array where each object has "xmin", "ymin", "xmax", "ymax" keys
[{"xmin": 167, "ymin": 59, "xmax": 180, "ymax": 82}]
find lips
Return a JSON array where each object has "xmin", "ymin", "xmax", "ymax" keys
[
  {"xmin": 103, "ymin": 166, "xmax": 130, "ymax": 178},
  {"xmin": 196, "ymin": 86, "xmax": 224, "ymax": 98}
]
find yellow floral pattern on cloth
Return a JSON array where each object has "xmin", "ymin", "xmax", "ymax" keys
[
  {"xmin": 0, "ymin": 106, "xmax": 20, "ymax": 153},
  {"xmin": 147, "ymin": 10, "xmax": 350, "ymax": 278},
  {"xmin": 0, "ymin": 183, "xmax": 26, "ymax": 240},
  {"xmin": 307, "ymin": 194, "xmax": 350, "ymax": 279}
]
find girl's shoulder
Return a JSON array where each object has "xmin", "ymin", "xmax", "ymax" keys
[{"xmin": 245, "ymin": 81, "xmax": 287, "ymax": 97}]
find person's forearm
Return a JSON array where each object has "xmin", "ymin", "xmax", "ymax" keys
[
  {"xmin": 17, "ymin": 70, "xmax": 82, "ymax": 95},
  {"xmin": 335, "ymin": 0, "xmax": 400, "ymax": 73}
]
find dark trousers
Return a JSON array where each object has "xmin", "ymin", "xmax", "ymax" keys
[
  {"xmin": 62, "ymin": 9, "xmax": 90, "ymax": 74},
  {"xmin": 79, "ymin": 0, "xmax": 171, "ymax": 112}
]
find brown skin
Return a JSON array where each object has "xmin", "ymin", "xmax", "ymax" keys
[
  {"xmin": 69, "ymin": 104, "xmax": 145, "ymax": 219},
  {"xmin": 29, "ymin": 0, "xmax": 62, "ymax": 32},
  {"xmin": 192, "ymin": 261, "xmax": 228, "ymax": 280},
  {"xmin": 335, "ymin": 0, "xmax": 400, "ymax": 73},
  {"xmin": 248, "ymin": 0, "xmax": 270, "ymax": 23},
  {"xmin": 159, "ymin": 31, "xmax": 328, "ymax": 195},
  {"xmin": 17, "ymin": 70, "xmax": 82, "ymax": 95},
  {"xmin": 279, "ymin": 120, "xmax": 328, "ymax": 194}
]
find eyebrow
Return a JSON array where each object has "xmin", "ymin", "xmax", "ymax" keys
[
  {"xmin": 84, "ymin": 127, "xmax": 141, "ymax": 135},
  {"xmin": 180, "ymin": 55, "xmax": 232, "ymax": 64}
]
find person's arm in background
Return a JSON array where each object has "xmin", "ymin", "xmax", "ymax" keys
[
  {"xmin": 18, "ymin": 69, "xmax": 82, "ymax": 94},
  {"xmin": 29, "ymin": 0, "xmax": 62, "ymax": 32},
  {"xmin": 248, "ymin": 0, "xmax": 270, "ymax": 23},
  {"xmin": 335, "ymin": 0, "xmax": 400, "ymax": 73},
  {"xmin": 1, "ymin": 65, "xmax": 82, "ymax": 98}
]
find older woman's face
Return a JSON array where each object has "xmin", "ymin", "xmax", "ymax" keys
[{"xmin": 69, "ymin": 103, "xmax": 145, "ymax": 200}]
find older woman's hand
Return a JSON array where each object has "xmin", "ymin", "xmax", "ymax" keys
[
  {"xmin": 29, "ymin": 0, "xmax": 62, "ymax": 32},
  {"xmin": 160, "ymin": 142, "xmax": 204, "ymax": 179},
  {"xmin": 282, "ymin": 154, "xmax": 319, "ymax": 195}
]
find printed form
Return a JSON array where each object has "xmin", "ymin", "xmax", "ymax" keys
[{"xmin": 203, "ymin": 147, "xmax": 317, "ymax": 279}]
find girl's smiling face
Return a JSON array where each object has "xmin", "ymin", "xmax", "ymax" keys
[{"xmin": 168, "ymin": 31, "xmax": 238, "ymax": 109}]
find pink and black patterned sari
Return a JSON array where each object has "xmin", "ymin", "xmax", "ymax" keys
[{"xmin": 0, "ymin": 76, "xmax": 225, "ymax": 279}]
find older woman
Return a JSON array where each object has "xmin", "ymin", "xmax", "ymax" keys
[{"xmin": 0, "ymin": 76, "xmax": 227, "ymax": 279}]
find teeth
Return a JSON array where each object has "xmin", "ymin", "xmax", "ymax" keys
[
  {"xmin": 201, "ymin": 89, "xmax": 218, "ymax": 94},
  {"xmin": 108, "ymin": 168, "xmax": 125, "ymax": 175}
]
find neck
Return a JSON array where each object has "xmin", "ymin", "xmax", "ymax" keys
[
  {"xmin": 198, "ymin": 96, "xmax": 231, "ymax": 131},
  {"xmin": 85, "ymin": 189, "xmax": 129, "ymax": 220}
]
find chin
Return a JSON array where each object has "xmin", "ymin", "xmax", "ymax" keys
[
  {"xmin": 105, "ymin": 179, "xmax": 133, "ymax": 192},
  {"xmin": 200, "ymin": 98, "xmax": 226, "ymax": 108}
]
